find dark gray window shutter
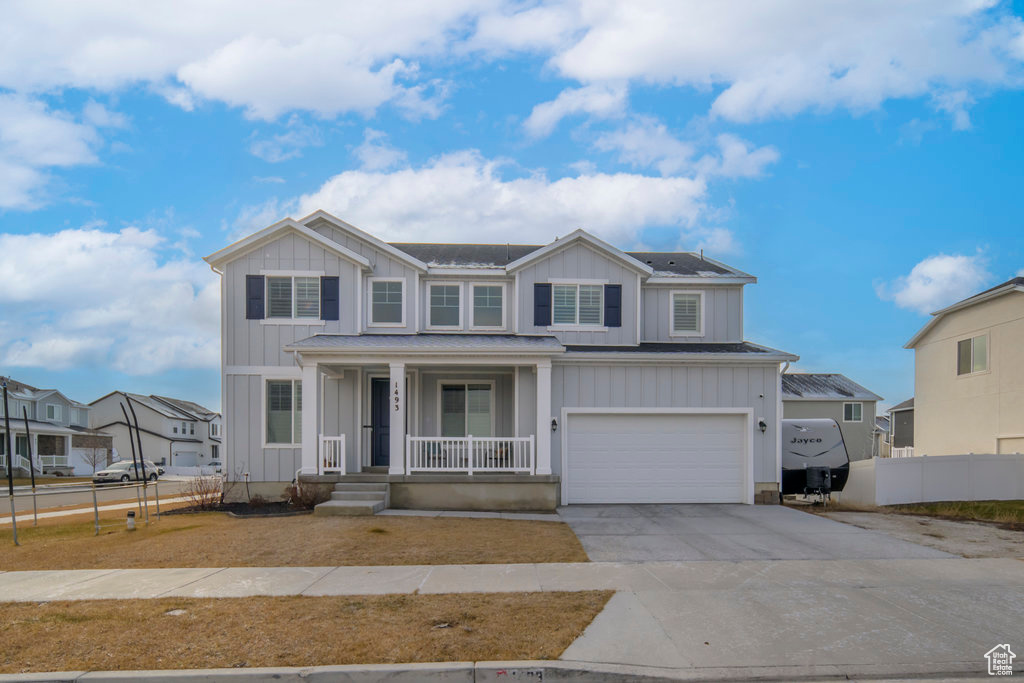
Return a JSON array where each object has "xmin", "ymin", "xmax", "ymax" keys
[
  {"xmin": 320, "ymin": 276, "xmax": 340, "ymax": 321},
  {"xmin": 534, "ymin": 283, "xmax": 551, "ymax": 327},
  {"xmin": 245, "ymin": 275, "xmax": 265, "ymax": 320},
  {"xmin": 604, "ymin": 284, "xmax": 622, "ymax": 327}
]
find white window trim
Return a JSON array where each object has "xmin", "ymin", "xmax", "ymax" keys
[
  {"xmin": 368, "ymin": 277, "xmax": 407, "ymax": 328},
  {"xmin": 843, "ymin": 402, "xmax": 863, "ymax": 423},
  {"xmin": 956, "ymin": 333, "xmax": 990, "ymax": 377},
  {"xmin": 46, "ymin": 403, "xmax": 62, "ymax": 421},
  {"xmin": 436, "ymin": 380, "xmax": 497, "ymax": 437},
  {"xmin": 426, "ymin": 281, "xmax": 464, "ymax": 331},
  {"xmin": 549, "ymin": 282, "xmax": 605, "ymax": 329},
  {"xmin": 469, "ymin": 282, "xmax": 507, "ymax": 330},
  {"xmin": 669, "ymin": 289, "xmax": 705, "ymax": 337},
  {"xmin": 262, "ymin": 377, "xmax": 303, "ymax": 448},
  {"xmin": 263, "ymin": 274, "xmax": 323, "ymax": 324}
]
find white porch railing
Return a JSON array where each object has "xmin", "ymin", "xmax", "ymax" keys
[
  {"xmin": 406, "ymin": 435, "xmax": 535, "ymax": 474},
  {"xmin": 39, "ymin": 455, "xmax": 69, "ymax": 468},
  {"xmin": 891, "ymin": 446, "xmax": 915, "ymax": 458},
  {"xmin": 0, "ymin": 453, "xmax": 33, "ymax": 472},
  {"xmin": 319, "ymin": 435, "xmax": 346, "ymax": 474}
]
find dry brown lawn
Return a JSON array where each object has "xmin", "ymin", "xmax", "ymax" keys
[
  {"xmin": 0, "ymin": 512, "xmax": 589, "ymax": 570},
  {"xmin": 0, "ymin": 591, "xmax": 612, "ymax": 673}
]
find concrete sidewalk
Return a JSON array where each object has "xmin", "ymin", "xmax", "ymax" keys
[{"xmin": 0, "ymin": 558, "xmax": 1020, "ymax": 679}]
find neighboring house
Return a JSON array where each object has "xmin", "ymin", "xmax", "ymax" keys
[
  {"xmin": 780, "ymin": 373, "xmax": 883, "ymax": 461},
  {"xmin": 89, "ymin": 392, "xmax": 223, "ymax": 467},
  {"xmin": 0, "ymin": 377, "xmax": 113, "ymax": 475},
  {"xmin": 906, "ymin": 276, "xmax": 1024, "ymax": 456},
  {"xmin": 204, "ymin": 211, "xmax": 798, "ymax": 509},
  {"xmin": 873, "ymin": 415, "xmax": 891, "ymax": 458},
  {"xmin": 888, "ymin": 397, "xmax": 914, "ymax": 457}
]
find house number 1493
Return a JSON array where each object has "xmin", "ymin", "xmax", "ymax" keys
[{"xmin": 394, "ymin": 382, "xmax": 401, "ymax": 411}]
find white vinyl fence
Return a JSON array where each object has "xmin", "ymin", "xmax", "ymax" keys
[{"xmin": 838, "ymin": 454, "xmax": 1024, "ymax": 506}]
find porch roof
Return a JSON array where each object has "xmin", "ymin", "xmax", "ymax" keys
[
  {"xmin": 285, "ymin": 333, "xmax": 565, "ymax": 355},
  {"xmin": 562, "ymin": 341, "xmax": 799, "ymax": 361}
]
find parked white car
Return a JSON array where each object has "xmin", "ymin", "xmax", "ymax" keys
[{"xmin": 92, "ymin": 460, "xmax": 163, "ymax": 483}]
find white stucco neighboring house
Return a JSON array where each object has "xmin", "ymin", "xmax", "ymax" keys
[
  {"xmin": 204, "ymin": 211, "xmax": 799, "ymax": 510},
  {"xmin": 905, "ymin": 276, "xmax": 1024, "ymax": 456}
]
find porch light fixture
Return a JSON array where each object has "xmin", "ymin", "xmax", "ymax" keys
[
  {"xmin": 758, "ymin": 418, "xmax": 767, "ymax": 434},
  {"xmin": 551, "ymin": 418, "xmax": 558, "ymax": 432}
]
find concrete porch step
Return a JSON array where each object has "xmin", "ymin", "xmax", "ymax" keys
[
  {"xmin": 330, "ymin": 491, "xmax": 386, "ymax": 502},
  {"xmin": 333, "ymin": 482, "xmax": 389, "ymax": 492},
  {"xmin": 313, "ymin": 499, "xmax": 386, "ymax": 516}
]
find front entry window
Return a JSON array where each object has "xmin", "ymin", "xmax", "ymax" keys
[{"xmin": 440, "ymin": 383, "xmax": 492, "ymax": 437}]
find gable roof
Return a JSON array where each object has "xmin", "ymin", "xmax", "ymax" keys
[
  {"xmin": 152, "ymin": 395, "xmax": 220, "ymax": 421},
  {"xmin": 203, "ymin": 218, "xmax": 373, "ymax": 271},
  {"xmin": 874, "ymin": 415, "xmax": 891, "ymax": 432},
  {"xmin": 90, "ymin": 391, "xmax": 203, "ymax": 420},
  {"xmin": 888, "ymin": 397, "xmax": 914, "ymax": 413},
  {"xmin": 504, "ymin": 229, "xmax": 654, "ymax": 276},
  {"xmin": 905, "ymin": 276, "xmax": 1024, "ymax": 348},
  {"xmin": 781, "ymin": 373, "xmax": 882, "ymax": 401},
  {"xmin": 300, "ymin": 210, "xmax": 428, "ymax": 272}
]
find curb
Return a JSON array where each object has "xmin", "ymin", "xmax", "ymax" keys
[{"xmin": 0, "ymin": 659, "xmax": 989, "ymax": 682}]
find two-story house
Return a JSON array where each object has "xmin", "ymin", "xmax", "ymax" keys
[
  {"xmin": 0, "ymin": 377, "xmax": 112, "ymax": 475},
  {"xmin": 89, "ymin": 392, "xmax": 223, "ymax": 467},
  {"xmin": 204, "ymin": 212, "xmax": 798, "ymax": 510},
  {"xmin": 781, "ymin": 373, "xmax": 883, "ymax": 461},
  {"xmin": 905, "ymin": 276, "xmax": 1024, "ymax": 456}
]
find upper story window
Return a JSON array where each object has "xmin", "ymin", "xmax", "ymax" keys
[
  {"xmin": 843, "ymin": 402, "xmax": 863, "ymax": 423},
  {"xmin": 190, "ymin": 422, "xmax": 195, "ymax": 436},
  {"xmin": 429, "ymin": 283, "xmax": 461, "ymax": 328},
  {"xmin": 370, "ymin": 279, "xmax": 405, "ymax": 326},
  {"xmin": 957, "ymin": 334, "xmax": 988, "ymax": 376},
  {"xmin": 471, "ymin": 284, "xmax": 504, "ymax": 329},
  {"xmin": 267, "ymin": 276, "xmax": 319, "ymax": 320},
  {"xmin": 210, "ymin": 423, "xmax": 220, "ymax": 437},
  {"xmin": 552, "ymin": 284, "xmax": 603, "ymax": 326},
  {"xmin": 46, "ymin": 404, "xmax": 62, "ymax": 421},
  {"xmin": 670, "ymin": 291, "xmax": 704, "ymax": 336}
]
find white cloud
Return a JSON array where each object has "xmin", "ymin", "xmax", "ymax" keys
[
  {"xmin": 249, "ymin": 115, "xmax": 324, "ymax": 163},
  {"xmin": 82, "ymin": 100, "xmax": 129, "ymax": 129},
  {"xmin": 877, "ymin": 252, "xmax": 991, "ymax": 314},
  {"xmin": 354, "ymin": 129, "xmax": 408, "ymax": 171},
  {"xmin": 293, "ymin": 149, "xmax": 721, "ymax": 249},
  {"xmin": 595, "ymin": 119, "xmax": 778, "ymax": 179},
  {"xmin": 524, "ymin": 83, "xmax": 628, "ymax": 138},
  {"xmin": 486, "ymin": 0, "xmax": 1024, "ymax": 124},
  {"xmin": 932, "ymin": 89, "xmax": 975, "ymax": 130},
  {"xmin": 0, "ymin": 93, "xmax": 101, "ymax": 208},
  {"xmin": 0, "ymin": 226, "xmax": 219, "ymax": 374}
]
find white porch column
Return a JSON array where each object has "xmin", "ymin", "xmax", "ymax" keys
[
  {"xmin": 388, "ymin": 362, "xmax": 406, "ymax": 475},
  {"xmin": 301, "ymin": 362, "xmax": 318, "ymax": 475},
  {"xmin": 535, "ymin": 360, "xmax": 552, "ymax": 475}
]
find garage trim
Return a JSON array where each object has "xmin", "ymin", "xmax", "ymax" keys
[{"xmin": 560, "ymin": 407, "xmax": 755, "ymax": 505}]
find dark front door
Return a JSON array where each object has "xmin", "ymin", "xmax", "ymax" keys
[{"xmin": 370, "ymin": 377, "xmax": 390, "ymax": 466}]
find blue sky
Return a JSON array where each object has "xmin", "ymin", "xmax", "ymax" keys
[{"xmin": 1, "ymin": 1, "xmax": 1022, "ymax": 411}]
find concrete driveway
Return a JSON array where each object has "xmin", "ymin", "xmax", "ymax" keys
[{"xmin": 558, "ymin": 503, "xmax": 955, "ymax": 562}]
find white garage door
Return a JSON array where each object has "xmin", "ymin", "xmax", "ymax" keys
[{"xmin": 564, "ymin": 412, "xmax": 749, "ymax": 504}]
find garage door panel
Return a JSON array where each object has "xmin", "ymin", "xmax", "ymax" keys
[{"xmin": 565, "ymin": 413, "xmax": 748, "ymax": 504}]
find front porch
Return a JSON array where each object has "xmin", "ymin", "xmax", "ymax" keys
[{"xmin": 286, "ymin": 335, "xmax": 562, "ymax": 510}]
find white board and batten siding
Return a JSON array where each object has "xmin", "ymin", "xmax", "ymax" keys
[
  {"xmin": 515, "ymin": 242, "xmax": 641, "ymax": 345},
  {"xmin": 552, "ymin": 363, "xmax": 780, "ymax": 503},
  {"xmin": 641, "ymin": 285, "xmax": 743, "ymax": 342}
]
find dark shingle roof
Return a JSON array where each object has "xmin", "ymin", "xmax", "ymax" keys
[
  {"xmin": 286, "ymin": 334, "xmax": 564, "ymax": 352},
  {"xmin": 889, "ymin": 397, "xmax": 914, "ymax": 412},
  {"xmin": 563, "ymin": 342, "xmax": 793, "ymax": 356},
  {"xmin": 781, "ymin": 373, "xmax": 882, "ymax": 401},
  {"xmin": 152, "ymin": 396, "xmax": 220, "ymax": 421},
  {"xmin": 389, "ymin": 243, "xmax": 742, "ymax": 276}
]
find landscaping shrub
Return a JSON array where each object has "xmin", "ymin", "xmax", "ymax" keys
[
  {"xmin": 183, "ymin": 475, "xmax": 223, "ymax": 511},
  {"xmin": 284, "ymin": 483, "xmax": 331, "ymax": 510}
]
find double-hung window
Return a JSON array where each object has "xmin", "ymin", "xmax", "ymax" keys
[
  {"xmin": 370, "ymin": 279, "xmax": 404, "ymax": 326},
  {"xmin": 552, "ymin": 284, "xmax": 603, "ymax": 326},
  {"xmin": 267, "ymin": 276, "xmax": 320, "ymax": 320},
  {"xmin": 45, "ymin": 404, "xmax": 61, "ymax": 421},
  {"xmin": 957, "ymin": 334, "xmax": 988, "ymax": 376},
  {"xmin": 843, "ymin": 402, "xmax": 863, "ymax": 423},
  {"xmin": 266, "ymin": 379, "xmax": 303, "ymax": 445},
  {"xmin": 670, "ymin": 291, "xmax": 703, "ymax": 336},
  {"xmin": 471, "ymin": 284, "xmax": 504, "ymax": 328},
  {"xmin": 429, "ymin": 283, "xmax": 461, "ymax": 328}
]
